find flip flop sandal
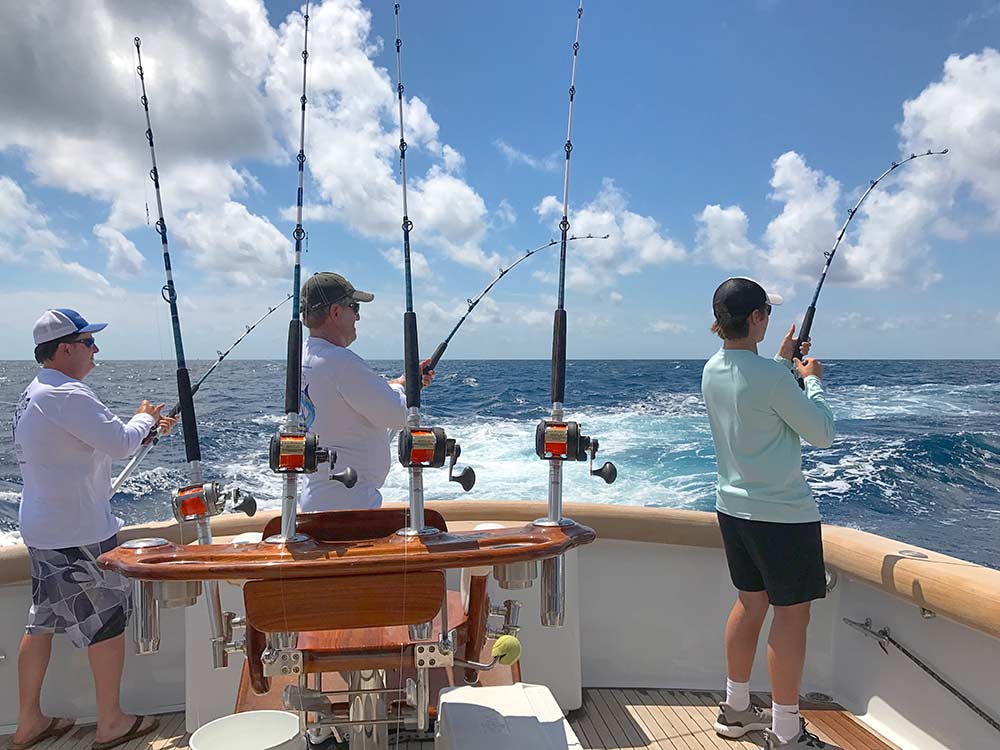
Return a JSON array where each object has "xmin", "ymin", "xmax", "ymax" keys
[
  {"xmin": 91, "ymin": 715, "xmax": 160, "ymax": 750},
  {"xmin": 10, "ymin": 717, "xmax": 76, "ymax": 750}
]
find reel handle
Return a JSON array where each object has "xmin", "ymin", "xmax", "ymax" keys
[
  {"xmin": 331, "ymin": 467, "xmax": 358, "ymax": 488},
  {"xmin": 228, "ymin": 488, "xmax": 257, "ymax": 517},
  {"xmin": 446, "ymin": 441, "xmax": 476, "ymax": 492},
  {"xmin": 326, "ymin": 450, "xmax": 358, "ymax": 487},
  {"xmin": 587, "ymin": 439, "xmax": 618, "ymax": 484},
  {"xmin": 591, "ymin": 461, "xmax": 617, "ymax": 484}
]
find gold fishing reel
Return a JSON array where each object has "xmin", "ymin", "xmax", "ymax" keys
[
  {"xmin": 534, "ymin": 420, "xmax": 617, "ymax": 483},
  {"xmin": 269, "ymin": 431, "xmax": 358, "ymax": 487},
  {"xmin": 398, "ymin": 426, "xmax": 476, "ymax": 491}
]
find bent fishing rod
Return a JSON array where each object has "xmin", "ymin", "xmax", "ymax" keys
[
  {"xmin": 792, "ymin": 149, "xmax": 949, "ymax": 379},
  {"xmin": 134, "ymin": 37, "xmax": 255, "ymax": 669},
  {"xmin": 533, "ymin": 1, "xmax": 616, "ymax": 629},
  {"xmin": 112, "ymin": 294, "xmax": 291, "ymax": 493},
  {"xmin": 393, "ymin": 2, "xmax": 475, "ymax": 544},
  {"xmin": 421, "ymin": 233, "xmax": 609, "ymax": 374},
  {"xmin": 266, "ymin": 6, "xmax": 355, "ymax": 545}
]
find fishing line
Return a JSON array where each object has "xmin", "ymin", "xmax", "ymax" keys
[
  {"xmin": 792, "ymin": 149, "xmax": 949, "ymax": 384},
  {"xmin": 421, "ymin": 233, "xmax": 609, "ymax": 373},
  {"xmin": 112, "ymin": 294, "xmax": 293, "ymax": 493}
]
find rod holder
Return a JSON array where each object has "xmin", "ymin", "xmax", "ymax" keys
[
  {"xmin": 540, "ymin": 554, "xmax": 566, "ymax": 628},
  {"xmin": 120, "ymin": 538, "xmax": 174, "ymax": 655},
  {"xmin": 493, "ymin": 561, "xmax": 537, "ymax": 590},
  {"xmin": 132, "ymin": 579, "xmax": 160, "ymax": 655}
]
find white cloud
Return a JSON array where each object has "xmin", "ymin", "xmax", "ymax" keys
[
  {"xmin": 697, "ymin": 48, "xmax": 1000, "ymax": 292},
  {"xmin": 0, "ymin": 0, "xmax": 286, "ymax": 287},
  {"xmin": 174, "ymin": 201, "xmax": 292, "ymax": 286},
  {"xmin": 94, "ymin": 223, "xmax": 145, "ymax": 277},
  {"xmin": 381, "ymin": 246, "xmax": 431, "ymax": 278},
  {"xmin": 0, "ymin": 176, "xmax": 121, "ymax": 294},
  {"xmin": 534, "ymin": 178, "xmax": 685, "ymax": 291},
  {"xmin": 494, "ymin": 199, "xmax": 517, "ymax": 227},
  {"xmin": 494, "ymin": 139, "xmax": 560, "ymax": 172},
  {"xmin": 695, "ymin": 204, "xmax": 755, "ymax": 268},
  {"xmin": 646, "ymin": 320, "xmax": 690, "ymax": 334},
  {"xmin": 0, "ymin": 0, "xmax": 506, "ymax": 284},
  {"xmin": 268, "ymin": 1, "xmax": 498, "ymax": 273}
]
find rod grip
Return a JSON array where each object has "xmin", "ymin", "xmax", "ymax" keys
[
  {"xmin": 175, "ymin": 368, "xmax": 201, "ymax": 463},
  {"xmin": 424, "ymin": 341, "xmax": 447, "ymax": 374},
  {"xmin": 793, "ymin": 306, "xmax": 816, "ymax": 362},
  {"xmin": 404, "ymin": 311, "xmax": 421, "ymax": 408},
  {"xmin": 551, "ymin": 309, "xmax": 567, "ymax": 404},
  {"xmin": 284, "ymin": 319, "xmax": 302, "ymax": 415}
]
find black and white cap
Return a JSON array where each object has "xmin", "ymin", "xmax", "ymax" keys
[
  {"xmin": 32, "ymin": 309, "xmax": 107, "ymax": 346},
  {"xmin": 712, "ymin": 277, "xmax": 783, "ymax": 321}
]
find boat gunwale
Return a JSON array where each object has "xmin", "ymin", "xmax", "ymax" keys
[{"xmin": 1, "ymin": 501, "xmax": 997, "ymax": 640}]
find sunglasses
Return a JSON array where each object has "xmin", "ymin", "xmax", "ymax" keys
[
  {"xmin": 339, "ymin": 301, "xmax": 360, "ymax": 314},
  {"xmin": 71, "ymin": 336, "xmax": 97, "ymax": 349},
  {"xmin": 762, "ymin": 303, "xmax": 772, "ymax": 316}
]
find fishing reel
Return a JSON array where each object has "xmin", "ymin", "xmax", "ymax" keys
[
  {"xmin": 534, "ymin": 420, "xmax": 617, "ymax": 484},
  {"xmin": 398, "ymin": 426, "xmax": 476, "ymax": 492},
  {"xmin": 171, "ymin": 481, "xmax": 257, "ymax": 524},
  {"xmin": 269, "ymin": 432, "xmax": 358, "ymax": 487}
]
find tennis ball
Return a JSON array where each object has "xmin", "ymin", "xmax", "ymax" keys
[{"xmin": 491, "ymin": 634, "xmax": 522, "ymax": 665}]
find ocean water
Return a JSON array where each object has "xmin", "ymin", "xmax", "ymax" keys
[{"xmin": 1, "ymin": 359, "xmax": 998, "ymax": 569}]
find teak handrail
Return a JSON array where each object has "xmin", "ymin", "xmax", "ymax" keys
[{"xmin": 97, "ymin": 521, "xmax": 595, "ymax": 581}]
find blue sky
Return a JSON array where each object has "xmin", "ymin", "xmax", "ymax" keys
[{"xmin": 2, "ymin": 0, "xmax": 1000, "ymax": 360}]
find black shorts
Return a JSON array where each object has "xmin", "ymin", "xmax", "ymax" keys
[{"xmin": 717, "ymin": 511, "xmax": 827, "ymax": 606}]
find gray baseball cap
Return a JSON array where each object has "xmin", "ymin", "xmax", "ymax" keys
[{"xmin": 301, "ymin": 272, "xmax": 375, "ymax": 311}]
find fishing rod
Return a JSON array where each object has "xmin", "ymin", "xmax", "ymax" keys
[
  {"xmin": 393, "ymin": 2, "xmax": 475, "ymax": 545},
  {"xmin": 533, "ymin": 0, "xmax": 616, "ymax": 629},
  {"xmin": 112, "ymin": 294, "xmax": 292, "ymax": 494},
  {"xmin": 421, "ymin": 233, "xmax": 609, "ymax": 374},
  {"xmin": 792, "ymin": 149, "xmax": 949, "ymax": 382},
  {"xmin": 134, "ymin": 37, "xmax": 255, "ymax": 670},
  {"xmin": 266, "ymin": 5, "xmax": 355, "ymax": 545}
]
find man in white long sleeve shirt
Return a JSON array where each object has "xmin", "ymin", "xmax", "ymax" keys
[
  {"xmin": 11, "ymin": 309, "xmax": 173, "ymax": 750},
  {"xmin": 299, "ymin": 273, "xmax": 434, "ymax": 511}
]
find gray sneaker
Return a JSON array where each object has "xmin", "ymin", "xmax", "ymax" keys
[
  {"xmin": 713, "ymin": 701, "xmax": 772, "ymax": 738},
  {"xmin": 763, "ymin": 720, "xmax": 842, "ymax": 748}
]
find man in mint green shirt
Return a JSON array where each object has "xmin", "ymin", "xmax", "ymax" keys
[{"xmin": 702, "ymin": 278, "xmax": 838, "ymax": 750}]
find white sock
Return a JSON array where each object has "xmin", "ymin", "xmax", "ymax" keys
[
  {"xmin": 772, "ymin": 702, "xmax": 802, "ymax": 743},
  {"xmin": 725, "ymin": 678, "xmax": 750, "ymax": 711}
]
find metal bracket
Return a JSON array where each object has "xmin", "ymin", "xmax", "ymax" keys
[
  {"xmin": 413, "ymin": 643, "xmax": 453, "ymax": 669},
  {"xmin": 843, "ymin": 617, "xmax": 890, "ymax": 654},
  {"xmin": 262, "ymin": 648, "xmax": 303, "ymax": 677}
]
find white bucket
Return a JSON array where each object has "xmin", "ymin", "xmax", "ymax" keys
[{"xmin": 188, "ymin": 710, "xmax": 304, "ymax": 750}]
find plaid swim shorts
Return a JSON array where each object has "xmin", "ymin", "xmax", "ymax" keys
[{"xmin": 26, "ymin": 535, "xmax": 132, "ymax": 648}]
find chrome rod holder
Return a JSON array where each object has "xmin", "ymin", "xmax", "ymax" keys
[
  {"xmin": 540, "ymin": 554, "xmax": 566, "ymax": 628},
  {"xmin": 132, "ymin": 579, "xmax": 160, "ymax": 654}
]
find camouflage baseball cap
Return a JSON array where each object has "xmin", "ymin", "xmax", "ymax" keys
[{"xmin": 301, "ymin": 272, "xmax": 375, "ymax": 311}]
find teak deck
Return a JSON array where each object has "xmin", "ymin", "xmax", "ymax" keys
[{"xmin": 0, "ymin": 689, "xmax": 893, "ymax": 749}]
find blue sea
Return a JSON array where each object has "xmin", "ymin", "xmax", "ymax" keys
[{"xmin": 1, "ymin": 359, "xmax": 998, "ymax": 569}]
